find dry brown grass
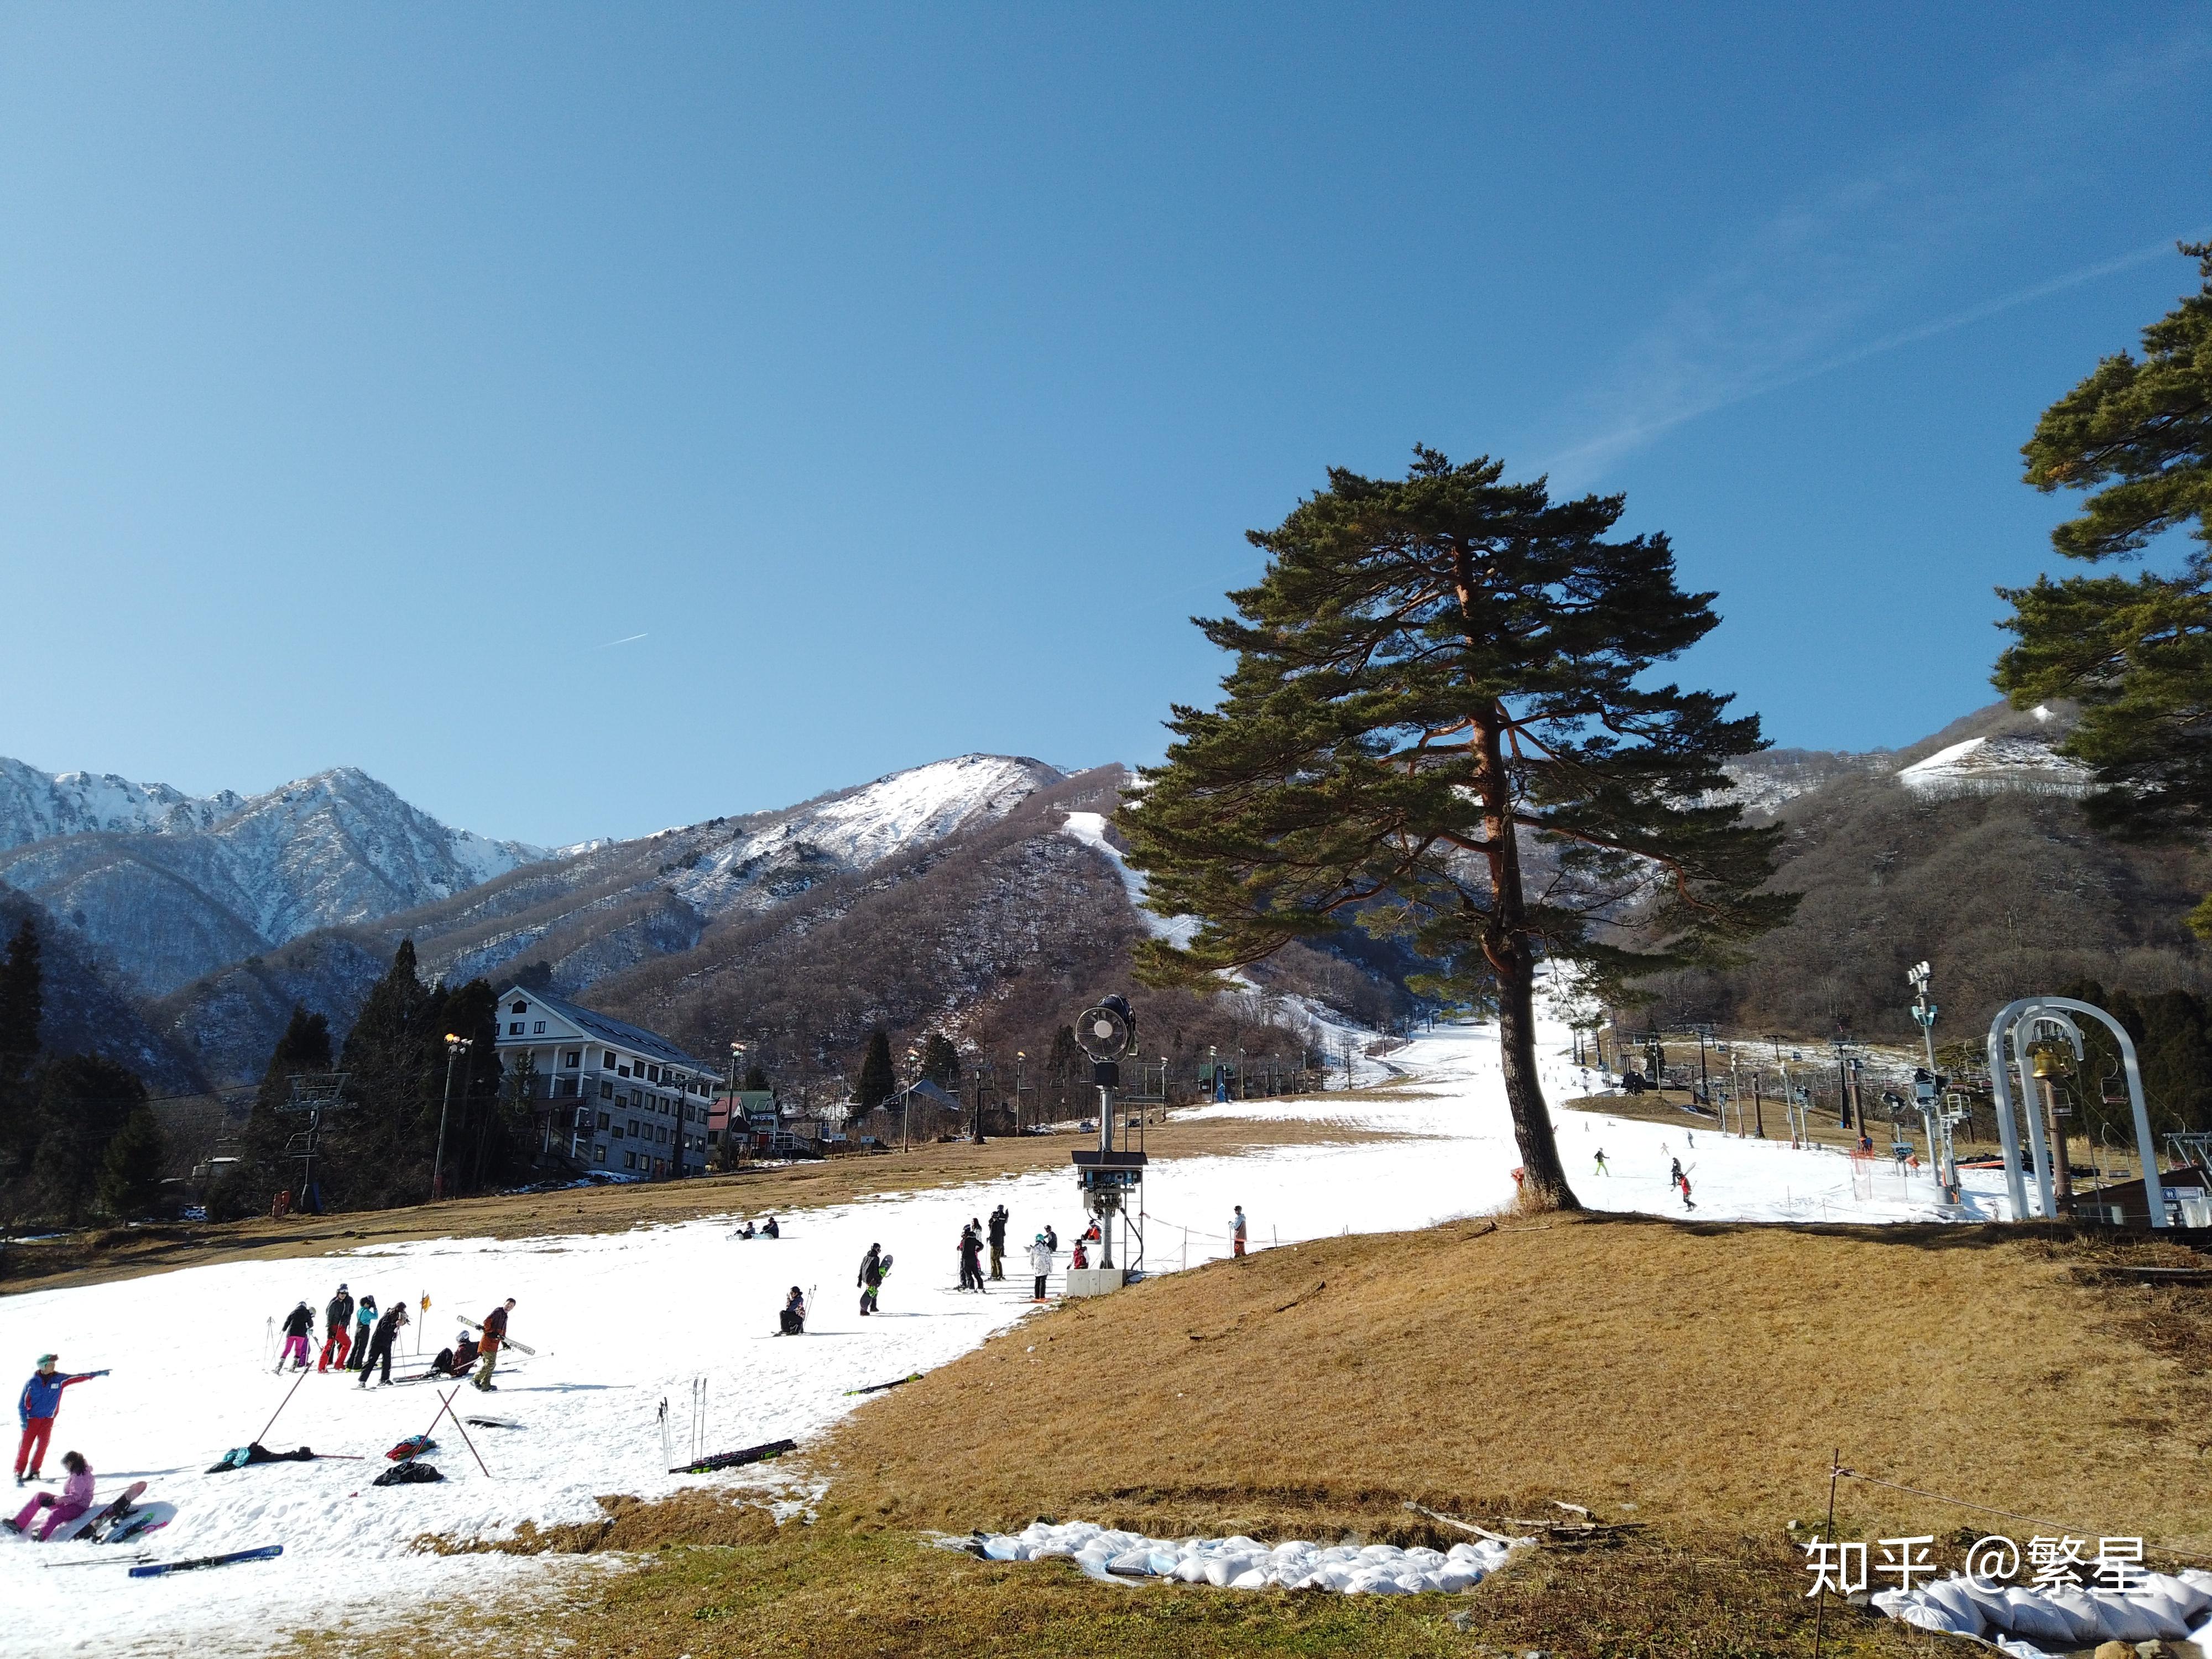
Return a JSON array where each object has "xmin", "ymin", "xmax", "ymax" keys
[{"xmin": 1, "ymin": 1110, "xmax": 1410, "ymax": 1296}]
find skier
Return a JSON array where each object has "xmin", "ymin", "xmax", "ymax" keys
[
  {"xmin": 760, "ymin": 1217, "xmax": 780, "ymax": 1238},
  {"xmin": 857, "ymin": 1243, "xmax": 882, "ymax": 1314},
  {"xmin": 1027, "ymin": 1233, "xmax": 1053, "ymax": 1303},
  {"xmin": 431, "ymin": 1331, "xmax": 480, "ymax": 1378},
  {"xmin": 473, "ymin": 1298, "xmax": 516, "ymax": 1391},
  {"xmin": 957, "ymin": 1223, "xmax": 984, "ymax": 1292},
  {"xmin": 15, "ymin": 1355, "xmax": 105, "ymax": 1486},
  {"xmin": 5, "ymin": 1449, "xmax": 92, "ymax": 1538},
  {"xmin": 1594, "ymin": 1149, "xmax": 1610, "ymax": 1177},
  {"xmin": 1677, "ymin": 1171, "xmax": 1696, "ymax": 1212},
  {"xmin": 356, "ymin": 1303, "xmax": 410, "ymax": 1387},
  {"xmin": 987, "ymin": 1204, "xmax": 1009, "ymax": 1281},
  {"xmin": 1230, "ymin": 1205, "xmax": 1248, "ymax": 1258},
  {"xmin": 317, "ymin": 1283, "xmax": 356, "ymax": 1373},
  {"xmin": 860, "ymin": 1248, "xmax": 891, "ymax": 1316},
  {"xmin": 275, "ymin": 1301, "xmax": 315, "ymax": 1371},
  {"xmin": 349, "ymin": 1295, "xmax": 378, "ymax": 1371},
  {"xmin": 778, "ymin": 1286, "xmax": 806, "ymax": 1335}
]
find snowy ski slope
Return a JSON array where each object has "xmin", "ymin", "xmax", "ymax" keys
[{"xmin": 0, "ymin": 1003, "xmax": 2005, "ymax": 1654}]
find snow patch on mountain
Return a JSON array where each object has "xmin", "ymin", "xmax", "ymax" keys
[
  {"xmin": 1895, "ymin": 735, "xmax": 2093, "ymax": 800},
  {"xmin": 0, "ymin": 757, "xmax": 244, "ymax": 848},
  {"xmin": 672, "ymin": 755, "xmax": 1061, "ymax": 916},
  {"xmin": 1058, "ymin": 810, "xmax": 1199, "ymax": 948}
]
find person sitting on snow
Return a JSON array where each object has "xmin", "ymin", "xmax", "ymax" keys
[
  {"xmin": 761, "ymin": 1217, "xmax": 780, "ymax": 1239},
  {"xmin": 1071, "ymin": 1240, "xmax": 1089, "ymax": 1271},
  {"xmin": 778, "ymin": 1286, "xmax": 806, "ymax": 1335},
  {"xmin": 5, "ymin": 1449, "xmax": 93, "ymax": 1540}
]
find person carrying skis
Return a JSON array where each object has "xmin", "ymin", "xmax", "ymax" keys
[
  {"xmin": 349, "ymin": 1295, "xmax": 378, "ymax": 1371},
  {"xmin": 5, "ymin": 1449, "xmax": 92, "ymax": 1538},
  {"xmin": 15, "ymin": 1355, "xmax": 105, "ymax": 1486},
  {"xmin": 276, "ymin": 1301, "xmax": 315, "ymax": 1371},
  {"xmin": 1230, "ymin": 1205, "xmax": 1248, "ymax": 1258},
  {"xmin": 987, "ymin": 1205, "xmax": 1009, "ymax": 1281},
  {"xmin": 474, "ymin": 1298, "xmax": 516, "ymax": 1392},
  {"xmin": 1027, "ymin": 1233, "xmax": 1053, "ymax": 1303},
  {"xmin": 857, "ymin": 1243, "xmax": 881, "ymax": 1314},
  {"xmin": 1677, "ymin": 1171, "xmax": 1696, "ymax": 1212},
  {"xmin": 778, "ymin": 1286, "xmax": 806, "ymax": 1335},
  {"xmin": 357, "ymin": 1303, "xmax": 410, "ymax": 1387},
  {"xmin": 317, "ymin": 1284, "xmax": 356, "ymax": 1373}
]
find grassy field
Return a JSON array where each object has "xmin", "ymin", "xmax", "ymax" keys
[{"xmin": 290, "ymin": 1211, "xmax": 2212, "ymax": 1659}]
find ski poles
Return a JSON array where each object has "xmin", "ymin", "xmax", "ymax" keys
[{"xmin": 253, "ymin": 1365, "xmax": 311, "ymax": 1447}]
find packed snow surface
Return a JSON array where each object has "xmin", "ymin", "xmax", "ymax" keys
[
  {"xmin": 1, "ymin": 996, "xmax": 2021, "ymax": 1652},
  {"xmin": 948, "ymin": 1520, "xmax": 1526, "ymax": 1594},
  {"xmin": 1872, "ymin": 1567, "xmax": 2212, "ymax": 1654}
]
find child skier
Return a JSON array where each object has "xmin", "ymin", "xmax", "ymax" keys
[
  {"xmin": 1027, "ymin": 1234, "xmax": 1053, "ymax": 1303},
  {"xmin": 275, "ymin": 1301, "xmax": 314, "ymax": 1371},
  {"xmin": 5, "ymin": 1449, "xmax": 92, "ymax": 1538}
]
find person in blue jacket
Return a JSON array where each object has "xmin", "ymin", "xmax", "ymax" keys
[{"xmin": 16, "ymin": 1355, "xmax": 106, "ymax": 1487}]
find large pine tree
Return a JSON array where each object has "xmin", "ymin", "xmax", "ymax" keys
[
  {"xmin": 855, "ymin": 1029, "xmax": 896, "ymax": 1110},
  {"xmin": 1119, "ymin": 448, "xmax": 1792, "ymax": 1209}
]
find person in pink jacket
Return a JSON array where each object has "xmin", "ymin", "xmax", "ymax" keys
[{"xmin": 7, "ymin": 1449, "xmax": 93, "ymax": 1540}]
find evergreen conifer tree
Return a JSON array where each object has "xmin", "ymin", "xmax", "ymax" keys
[
  {"xmin": 0, "ymin": 916, "xmax": 42, "ymax": 1086},
  {"xmin": 97, "ymin": 1107, "xmax": 166, "ymax": 1219},
  {"xmin": 1120, "ymin": 448, "xmax": 1792, "ymax": 1209},
  {"xmin": 207, "ymin": 1004, "xmax": 333, "ymax": 1220},
  {"xmin": 29, "ymin": 1055, "xmax": 144, "ymax": 1225},
  {"xmin": 920, "ymin": 1032, "xmax": 961, "ymax": 1090},
  {"xmin": 743, "ymin": 1063, "xmax": 771, "ymax": 1094},
  {"xmin": 856, "ymin": 1029, "xmax": 895, "ymax": 1109}
]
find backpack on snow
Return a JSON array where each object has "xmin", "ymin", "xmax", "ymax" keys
[{"xmin": 372, "ymin": 1459, "xmax": 444, "ymax": 1486}]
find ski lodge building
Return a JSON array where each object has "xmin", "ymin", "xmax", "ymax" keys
[{"xmin": 493, "ymin": 985, "xmax": 718, "ymax": 1178}]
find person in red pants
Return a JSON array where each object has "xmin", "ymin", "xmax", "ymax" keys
[
  {"xmin": 6, "ymin": 1450, "xmax": 93, "ymax": 1538},
  {"xmin": 15, "ymin": 1356, "xmax": 105, "ymax": 1486}
]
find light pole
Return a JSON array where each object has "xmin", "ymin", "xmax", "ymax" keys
[
  {"xmin": 1015, "ymin": 1050, "xmax": 1025, "ymax": 1135},
  {"xmin": 903, "ymin": 1046, "xmax": 918, "ymax": 1152},
  {"xmin": 433, "ymin": 1034, "xmax": 471, "ymax": 1202},
  {"xmin": 727, "ymin": 1040, "xmax": 747, "ymax": 1165}
]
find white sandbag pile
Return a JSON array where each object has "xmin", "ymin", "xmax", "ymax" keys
[
  {"xmin": 948, "ymin": 1519, "xmax": 1527, "ymax": 1594},
  {"xmin": 1872, "ymin": 1567, "xmax": 2212, "ymax": 1654}
]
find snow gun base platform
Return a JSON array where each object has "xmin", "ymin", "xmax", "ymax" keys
[
  {"xmin": 671, "ymin": 1437, "xmax": 796, "ymax": 1474},
  {"xmin": 1063, "ymin": 1267, "xmax": 1127, "ymax": 1297}
]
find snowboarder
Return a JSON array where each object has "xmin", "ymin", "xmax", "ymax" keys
[
  {"xmin": 5, "ymin": 1449, "xmax": 92, "ymax": 1539},
  {"xmin": 778, "ymin": 1286, "xmax": 806, "ymax": 1335},
  {"xmin": 857, "ymin": 1243, "xmax": 881, "ymax": 1314},
  {"xmin": 987, "ymin": 1205, "xmax": 1009, "ymax": 1281},
  {"xmin": 1027, "ymin": 1234, "xmax": 1053, "ymax": 1303},
  {"xmin": 275, "ymin": 1301, "xmax": 314, "ymax": 1372},
  {"xmin": 1230, "ymin": 1205, "xmax": 1248, "ymax": 1258},
  {"xmin": 349, "ymin": 1295, "xmax": 378, "ymax": 1371},
  {"xmin": 473, "ymin": 1298, "xmax": 515, "ymax": 1391},
  {"xmin": 317, "ymin": 1284, "xmax": 356, "ymax": 1373},
  {"xmin": 760, "ymin": 1217, "xmax": 780, "ymax": 1238},
  {"xmin": 357, "ymin": 1303, "xmax": 410, "ymax": 1387},
  {"xmin": 1594, "ymin": 1149, "xmax": 1610, "ymax": 1177},
  {"xmin": 15, "ymin": 1356, "xmax": 105, "ymax": 1486}
]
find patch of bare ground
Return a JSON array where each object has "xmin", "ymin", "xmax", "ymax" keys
[
  {"xmin": 287, "ymin": 1213, "xmax": 2212, "ymax": 1658},
  {"xmin": 1, "ymin": 1107, "xmax": 1410, "ymax": 1296}
]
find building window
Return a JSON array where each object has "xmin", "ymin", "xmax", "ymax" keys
[
  {"xmin": 594, "ymin": 1144, "xmax": 607, "ymax": 1165},
  {"xmin": 508, "ymin": 1022, "xmax": 524, "ymax": 1036},
  {"xmin": 623, "ymin": 1150, "xmax": 635, "ymax": 1171},
  {"xmin": 597, "ymin": 1111, "xmax": 611, "ymax": 1130},
  {"xmin": 602, "ymin": 1050, "xmax": 617, "ymax": 1068},
  {"xmin": 533, "ymin": 1020, "xmax": 546, "ymax": 1034},
  {"xmin": 511, "ymin": 1000, "xmax": 528, "ymax": 1015},
  {"xmin": 564, "ymin": 1051, "xmax": 581, "ymax": 1068},
  {"xmin": 598, "ymin": 1081, "xmax": 613, "ymax": 1100},
  {"xmin": 618, "ymin": 1063, "xmax": 630, "ymax": 1077}
]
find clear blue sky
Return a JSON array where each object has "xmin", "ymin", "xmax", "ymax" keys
[{"xmin": 3, "ymin": 5, "xmax": 2207, "ymax": 845}]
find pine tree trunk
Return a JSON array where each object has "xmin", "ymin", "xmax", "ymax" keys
[{"xmin": 1497, "ymin": 947, "xmax": 1579, "ymax": 1211}]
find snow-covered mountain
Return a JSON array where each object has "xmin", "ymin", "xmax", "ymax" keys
[
  {"xmin": 1895, "ymin": 735, "xmax": 2094, "ymax": 800},
  {"xmin": 0, "ymin": 761, "xmax": 550, "ymax": 997}
]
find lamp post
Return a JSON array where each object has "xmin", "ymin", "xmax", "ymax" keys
[
  {"xmin": 1015, "ymin": 1050, "xmax": 1025, "ymax": 1135},
  {"xmin": 903, "ymin": 1046, "xmax": 919, "ymax": 1152},
  {"xmin": 433, "ymin": 1034, "xmax": 471, "ymax": 1202}
]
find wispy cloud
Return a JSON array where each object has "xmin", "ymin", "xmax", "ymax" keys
[
  {"xmin": 1536, "ymin": 27, "xmax": 2212, "ymax": 489},
  {"xmin": 596, "ymin": 632, "xmax": 649, "ymax": 648}
]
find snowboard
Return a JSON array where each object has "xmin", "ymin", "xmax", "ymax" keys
[
  {"xmin": 75, "ymin": 1481, "xmax": 147, "ymax": 1543},
  {"xmin": 128, "ymin": 1544, "xmax": 282, "ymax": 1577},
  {"xmin": 456, "ymin": 1316, "xmax": 535, "ymax": 1355},
  {"xmin": 843, "ymin": 1373, "xmax": 922, "ymax": 1397}
]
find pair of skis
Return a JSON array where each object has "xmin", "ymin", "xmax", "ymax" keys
[{"xmin": 456, "ymin": 1315, "xmax": 535, "ymax": 1355}]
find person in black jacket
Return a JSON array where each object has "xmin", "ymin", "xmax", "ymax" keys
[
  {"xmin": 356, "ymin": 1304, "xmax": 409, "ymax": 1387},
  {"xmin": 857, "ymin": 1244, "xmax": 881, "ymax": 1314},
  {"xmin": 317, "ymin": 1284, "xmax": 356, "ymax": 1372},
  {"xmin": 987, "ymin": 1206, "xmax": 1009, "ymax": 1281},
  {"xmin": 275, "ymin": 1302, "xmax": 314, "ymax": 1372},
  {"xmin": 778, "ymin": 1286, "xmax": 806, "ymax": 1335}
]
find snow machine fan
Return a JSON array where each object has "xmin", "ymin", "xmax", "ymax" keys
[{"xmin": 1075, "ymin": 995, "xmax": 1137, "ymax": 1080}]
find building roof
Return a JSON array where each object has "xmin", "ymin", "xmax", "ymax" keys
[{"xmin": 495, "ymin": 984, "xmax": 713, "ymax": 1074}]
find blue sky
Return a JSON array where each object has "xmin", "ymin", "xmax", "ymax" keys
[{"xmin": 2, "ymin": 5, "xmax": 2207, "ymax": 845}]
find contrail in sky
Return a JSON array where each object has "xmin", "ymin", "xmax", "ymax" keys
[{"xmin": 597, "ymin": 632, "xmax": 649, "ymax": 648}]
